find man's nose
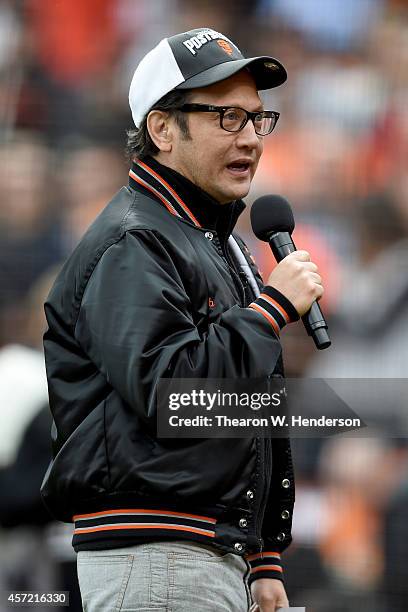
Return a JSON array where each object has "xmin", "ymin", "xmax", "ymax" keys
[{"xmin": 236, "ymin": 119, "xmax": 261, "ymax": 148}]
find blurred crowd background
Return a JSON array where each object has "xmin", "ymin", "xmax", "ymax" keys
[{"xmin": 0, "ymin": 0, "xmax": 408, "ymax": 610}]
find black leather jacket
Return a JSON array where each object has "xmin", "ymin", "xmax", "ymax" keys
[{"xmin": 41, "ymin": 158, "xmax": 296, "ymax": 584}]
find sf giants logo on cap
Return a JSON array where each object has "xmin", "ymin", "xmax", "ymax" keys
[
  {"xmin": 183, "ymin": 29, "xmax": 238, "ymax": 56},
  {"xmin": 217, "ymin": 40, "xmax": 233, "ymax": 55}
]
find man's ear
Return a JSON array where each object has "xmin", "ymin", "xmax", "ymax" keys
[{"xmin": 147, "ymin": 110, "xmax": 173, "ymax": 152}]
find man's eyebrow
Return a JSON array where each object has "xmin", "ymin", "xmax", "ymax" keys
[{"xmin": 222, "ymin": 103, "xmax": 265, "ymax": 111}]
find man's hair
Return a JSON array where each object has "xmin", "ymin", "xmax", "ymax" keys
[{"xmin": 126, "ymin": 89, "xmax": 192, "ymax": 161}]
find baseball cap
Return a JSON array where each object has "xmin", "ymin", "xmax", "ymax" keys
[{"xmin": 129, "ymin": 27, "xmax": 287, "ymax": 128}]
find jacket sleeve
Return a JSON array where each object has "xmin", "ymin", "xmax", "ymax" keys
[
  {"xmin": 74, "ymin": 230, "xmax": 297, "ymax": 422},
  {"xmin": 246, "ymin": 551, "xmax": 285, "ymax": 585}
]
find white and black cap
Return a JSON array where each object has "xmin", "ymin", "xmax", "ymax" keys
[{"xmin": 129, "ymin": 27, "xmax": 287, "ymax": 128}]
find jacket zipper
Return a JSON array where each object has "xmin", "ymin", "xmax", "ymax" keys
[
  {"xmin": 219, "ymin": 236, "xmax": 247, "ymax": 306},
  {"xmin": 215, "ymin": 230, "xmax": 269, "ymax": 552},
  {"xmin": 254, "ymin": 436, "xmax": 272, "ymax": 553},
  {"xmin": 222, "ymin": 232, "xmax": 269, "ymax": 551}
]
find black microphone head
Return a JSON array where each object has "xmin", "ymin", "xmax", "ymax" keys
[{"xmin": 250, "ymin": 195, "xmax": 295, "ymax": 241}]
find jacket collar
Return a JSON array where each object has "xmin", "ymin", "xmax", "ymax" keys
[{"xmin": 129, "ymin": 156, "xmax": 245, "ymax": 242}]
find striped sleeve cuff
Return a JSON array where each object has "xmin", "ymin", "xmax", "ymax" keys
[
  {"xmin": 248, "ymin": 286, "xmax": 299, "ymax": 336},
  {"xmin": 245, "ymin": 551, "xmax": 284, "ymax": 585}
]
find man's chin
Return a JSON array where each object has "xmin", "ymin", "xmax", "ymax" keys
[
  {"xmin": 209, "ymin": 177, "xmax": 251, "ymax": 203},
  {"xmin": 228, "ymin": 182, "xmax": 251, "ymax": 202}
]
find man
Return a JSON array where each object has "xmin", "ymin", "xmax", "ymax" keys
[{"xmin": 41, "ymin": 28, "xmax": 323, "ymax": 611}]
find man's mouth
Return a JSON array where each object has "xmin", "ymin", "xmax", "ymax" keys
[{"xmin": 226, "ymin": 161, "xmax": 251, "ymax": 175}]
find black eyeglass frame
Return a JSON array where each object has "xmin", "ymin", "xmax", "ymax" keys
[{"xmin": 175, "ymin": 103, "xmax": 280, "ymax": 136}]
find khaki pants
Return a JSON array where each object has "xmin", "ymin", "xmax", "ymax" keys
[{"xmin": 77, "ymin": 540, "xmax": 252, "ymax": 611}]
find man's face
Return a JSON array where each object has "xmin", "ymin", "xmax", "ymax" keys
[{"xmin": 167, "ymin": 71, "xmax": 264, "ymax": 204}]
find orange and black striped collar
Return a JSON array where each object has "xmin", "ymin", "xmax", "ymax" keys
[{"xmin": 128, "ymin": 157, "xmax": 245, "ymax": 240}]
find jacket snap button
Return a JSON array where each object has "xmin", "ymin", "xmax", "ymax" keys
[
  {"xmin": 205, "ymin": 231, "xmax": 214, "ymax": 240},
  {"xmin": 281, "ymin": 510, "xmax": 290, "ymax": 520},
  {"xmin": 277, "ymin": 532, "xmax": 286, "ymax": 542},
  {"xmin": 239, "ymin": 518, "xmax": 248, "ymax": 528},
  {"xmin": 246, "ymin": 489, "xmax": 254, "ymax": 500},
  {"xmin": 281, "ymin": 478, "xmax": 290, "ymax": 488},
  {"xmin": 234, "ymin": 542, "xmax": 244, "ymax": 552}
]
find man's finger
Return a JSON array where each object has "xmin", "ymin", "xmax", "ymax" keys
[{"xmin": 291, "ymin": 249, "xmax": 310, "ymax": 261}]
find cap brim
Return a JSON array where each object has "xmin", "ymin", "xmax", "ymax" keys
[{"xmin": 176, "ymin": 56, "xmax": 287, "ymax": 91}]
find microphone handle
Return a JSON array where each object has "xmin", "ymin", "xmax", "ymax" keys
[{"xmin": 268, "ymin": 232, "xmax": 331, "ymax": 350}]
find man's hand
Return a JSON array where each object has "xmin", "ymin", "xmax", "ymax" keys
[
  {"xmin": 250, "ymin": 578, "xmax": 289, "ymax": 611},
  {"xmin": 267, "ymin": 250, "xmax": 323, "ymax": 317}
]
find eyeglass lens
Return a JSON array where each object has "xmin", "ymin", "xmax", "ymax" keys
[{"xmin": 222, "ymin": 108, "xmax": 275, "ymax": 135}]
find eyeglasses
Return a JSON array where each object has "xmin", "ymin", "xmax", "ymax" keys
[{"xmin": 176, "ymin": 103, "xmax": 280, "ymax": 136}]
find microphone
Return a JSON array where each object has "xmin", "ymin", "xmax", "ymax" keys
[{"xmin": 250, "ymin": 195, "xmax": 331, "ymax": 350}]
